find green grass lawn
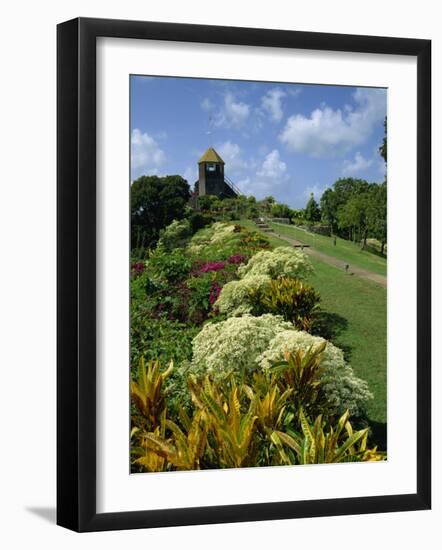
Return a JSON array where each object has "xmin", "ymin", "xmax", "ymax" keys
[
  {"xmin": 241, "ymin": 219, "xmax": 387, "ymax": 446},
  {"xmin": 269, "ymin": 222, "xmax": 387, "ymax": 276}
]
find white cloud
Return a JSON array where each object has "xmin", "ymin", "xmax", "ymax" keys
[
  {"xmin": 279, "ymin": 88, "xmax": 386, "ymax": 157},
  {"xmin": 217, "ymin": 141, "xmax": 248, "ymax": 173},
  {"xmin": 183, "ymin": 165, "xmax": 198, "ymax": 184},
  {"xmin": 257, "ymin": 149, "xmax": 287, "ymax": 179},
  {"xmin": 261, "ymin": 88, "xmax": 286, "ymax": 122},
  {"xmin": 342, "ymin": 152, "xmax": 373, "ymax": 175},
  {"xmin": 204, "ymin": 92, "xmax": 250, "ymax": 129},
  {"xmin": 201, "ymin": 97, "xmax": 214, "ymax": 112},
  {"xmin": 131, "ymin": 129, "xmax": 165, "ymax": 178},
  {"xmin": 238, "ymin": 149, "xmax": 289, "ymax": 198},
  {"xmin": 377, "ymin": 158, "xmax": 387, "ymax": 180},
  {"xmin": 236, "ymin": 176, "xmax": 252, "ymax": 193},
  {"xmin": 221, "ymin": 92, "xmax": 250, "ymax": 127},
  {"xmin": 288, "ymin": 87, "xmax": 302, "ymax": 98}
]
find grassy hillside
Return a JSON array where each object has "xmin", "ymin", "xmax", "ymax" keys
[
  {"xmin": 269, "ymin": 222, "xmax": 387, "ymax": 276},
  {"xmin": 240, "ymin": 220, "xmax": 387, "ymax": 433}
]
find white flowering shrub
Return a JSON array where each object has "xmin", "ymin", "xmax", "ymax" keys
[
  {"xmin": 187, "ymin": 222, "xmax": 241, "ymax": 257},
  {"xmin": 257, "ymin": 331, "xmax": 373, "ymax": 417},
  {"xmin": 214, "ymin": 274, "xmax": 270, "ymax": 316},
  {"xmin": 237, "ymin": 246, "xmax": 312, "ymax": 280},
  {"xmin": 188, "ymin": 314, "xmax": 292, "ymax": 382},
  {"xmin": 187, "ymin": 242, "xmax": 204, "ymax": 255},
  {"xmin": 157, "ymin": 219, "xmax": 192, "ymax": 250},
  {"xmin": 209, "ymin": 222, "xmax": 236, "ymax": 243}
]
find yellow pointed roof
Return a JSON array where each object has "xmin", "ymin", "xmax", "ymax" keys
[{"xmin": 198, "ymin": 147, "xmax": 225, "ymax": 164}]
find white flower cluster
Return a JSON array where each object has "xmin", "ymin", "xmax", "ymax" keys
[
  {"xmin": 209, "ymin": 222, "xmax": 236, "ymax": 243},
  {"xmin": 214, "ymin": 274, "xmax": 270, "ymax": 316},
  {"xmin": 189, "ymin": 314, "xmax": 292, "ymax": 382},
  {"xmin": 257, "ymin": 330, "xmax": 373, "ymax": 417},
  {"xmin": 214, "ymin": 246, "xmax": 312, "ymax": 316},
  {"xmin": 157, "ymin": 218, "xmax": 192, "ymax": 250},
  {"xmin": 187, "ymin": 222, "xmax": 237, "ymax": 254},
  {"xmin": 237, "ymin": 246, "xmax": 312, "ymax": 280}
]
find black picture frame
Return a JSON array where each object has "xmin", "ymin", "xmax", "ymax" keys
[{"xmin": 57, "ymin": 17, "xmax": 431, "ymax": 532}]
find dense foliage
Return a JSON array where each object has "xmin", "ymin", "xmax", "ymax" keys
[
  {"xmin": 304, "ymin": 193, "xmax": 321, "ymax": 222},
  {"xmin": 249, "ymin": 277, "xmax": 320, "ymax": 330},
  {"xmin": 131, "ymin": 175, "xmax": 190, "ymax": 250},
  {"xmin": 257, "ymin": 330, "xmax": 373, "ymax": 417},
  {"xmin": 130, "ymin": 216, "xmax": 382, "ymax": 472},
  {"xmin": 319, "ymin": 178, "xmax": 387, "ymax": 249},
  {"xmin": 131, "ymin": 353, "xmax": 383, "ymax": 472}
]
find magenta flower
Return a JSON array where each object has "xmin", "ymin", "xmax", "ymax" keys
[
  {"xmin": 198, "ymin": 261, "xmax": 226, "ymax": 274},
  {"xmin": 131, "ymin": 262, "xmax": 145, "ymax": 275},
  {"xmin": 209, "ymin": 281, "xmax": 222, "ymax": 306},
  {"xmin": 227, "ymin": 254, "xmax": 247, "ymax": 265}
]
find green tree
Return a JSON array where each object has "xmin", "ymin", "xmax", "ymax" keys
[
  {"xmin": 197, "ymin": 194, "xmax": 218, "ymax": 212},
  {"xmin": 304, "ymin": 193, "xmax": 321, "ymax": 222},
  {"xmin": 131, "ymin": 175, "xmax": 190, "ymax": 250},
  {"xmin": 367, "ymin": 183, "xmax": 387, "ymax": 254},
  {"xmin": 320, "ymin": 188, "xmax": 339, "ymax": 232},
  {"xmin": 337, "ymin": 193, "xmax": 370, "ymax": 246},
  {"xmin": 321, "ymin": 178, "xmax": 371, "ymax": 237},
  {"xmin": 271, "ymin": 202, "xmax": 293, "ymax": 219},
  {"xmin": 258, "ymin": 196, "xmax": 276, "ymax": 215}
]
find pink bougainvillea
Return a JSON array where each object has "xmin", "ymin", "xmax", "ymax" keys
[
  {"xmin": 198, "ymin": 261, "xmax": 226, "ymax": 274},
  {"xmin": 131, "ymin": 262, "xmax": 145, "ymax": 275},
  {"xmin": 227, "ymin": 254, "xmax": 247, "ymax": 265},
  {"xmin": 209, "ymin": 281, "xmax": 222, "ymax": 306}
]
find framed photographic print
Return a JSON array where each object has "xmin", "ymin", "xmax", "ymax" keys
[{"xmin": 57, "ymin": 17, "xmax": 431, "ymax": 532}]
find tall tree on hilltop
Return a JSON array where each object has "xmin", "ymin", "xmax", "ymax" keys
[
  {"xmin": 320, "ymin": 178, "xmax": 370, "ymax": 236},
  {"xmin": 271, "ymin": 202, "xmax": 294, "ymax": 219},
  {"xmin": 131, "ymin": 175, "xmax": 190, "ymax": 250},
  {"xmin": 304, "ymin": 193, "xmax": 321, "ymax": 222}
]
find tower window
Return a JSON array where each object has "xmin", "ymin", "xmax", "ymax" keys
[{"xmin": 207, "ymin": 163, "xmax": 216, "ymax": 172}]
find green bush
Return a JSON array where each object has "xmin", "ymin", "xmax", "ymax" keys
[
  {"xmin": 131, "ymin": 361, "xmax": 384, "ymax": 472},
  {"xmin": 249, "ymin": 277, "xmax": 320, "ymax": 330},
  {"xmin": 130, "ymin": 317, "xmax": 198, "ymax": 369},
  {"xmin": 186, "ymin": 274, "xmax": 216, "ymax": 324},
  {"xmin": 189, "ymin": 212, "xmax": 213, "ymax": 233},
  {"xmin": 257, "ymin": 330, "xmax": 373, "ymax": 417},
  {"xmin": 131, "ymin": 270, "xmax": 166, "ymax": 303},
  {"xmin": 157, "ymin": 219, "xmax": 192, "ymax": 251},
  {"xmin": 147, "ymin": 248, "xmax": 191, "ymax": 283}
]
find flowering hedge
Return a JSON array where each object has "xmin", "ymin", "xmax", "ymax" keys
[
  {"xmin": 227, "ymin": 253, "xmax": 248, "ymax": 265},
  {"xmin": 187, "ymin": 314, "xmax": 292, "ymax": 382},
  {"xmin": 157, "ymin": 218, "xmax": 192, "ymax": 250},
  {"xmin": 214, "ymin": 275, "xmax": 271, "ymax": 316},
  {"xmin": 187, "ymin": 314, "xmax": 372, "ymax": 418},
  {"xmin": 237, "ymin": 246, "xmax": 312, "ymax": 280},
  {"xmin": 257, "ymin": 330, "xmax": 373, "ymax": 417}
]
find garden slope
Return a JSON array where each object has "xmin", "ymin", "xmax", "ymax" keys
[{"xmin": 240, "ymin": 220, "xmax": 387, "ymax": 429}]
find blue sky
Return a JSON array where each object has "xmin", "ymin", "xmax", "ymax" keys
[{"xmin": 130, "ymin": 76, "xmax": 386, "ymax": 209}]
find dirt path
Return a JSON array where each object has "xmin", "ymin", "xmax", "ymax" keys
[{"xmin": 269, "ymin": 231, "xmax": 387, "ymax": 288}]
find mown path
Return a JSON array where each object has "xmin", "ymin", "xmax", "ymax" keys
[{"xmin": 269, "ymin": 230, "xmax": 387, "ymax": 288}]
